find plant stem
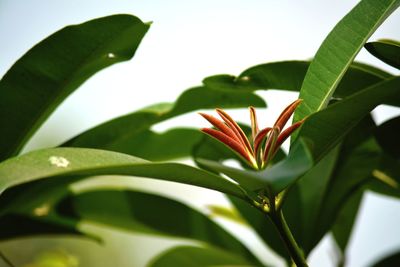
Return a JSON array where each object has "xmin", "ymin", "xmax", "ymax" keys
[{"xmin": 269, "ymin": 210, "xmax": 308, "ymax": 267}]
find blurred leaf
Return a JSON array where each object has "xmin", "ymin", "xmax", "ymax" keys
[
  {"xmin": 148, "ymin": 246, "xmax": 260, "ymax": 267},
  {"xmin": 0, "ymin": 148, "xmax": 246, "ymax": 199},
  {"xmin": 368, "ymin": 154, "xmax": 400, "ymax": 199},
  {"xmin": 23, "ymin": 249, "xmax": 79, "ymax": 267},
  {"xmin": 371, "ymin": 250, "xmax": 400, "ymax": 267},
  {"xmin": 197, "ymin": 140, "xmax": 313, "ymax": 193},
  {"xmin": 206, "ymin": 205, "xmax": 246, "ymax": 225},
  {"xmin": 57, "ymin": 189, "xmax": 262, "ymax": 264},
  {"xmin": 0, "ymin": 14, "xmax": 150, "ymax": 161},
  {"xmin": 375, "ymin": 116, "xmax": 400, "ymax": 159},
  {"xmin": 294, "ymin": 0, "xmax": 400, "ymax": 125},
  {"xmin": 365, "ymin": 39, "xmax": 400, "ymax": 69},
  {"xmin": 0, "ymin": 176, "xmax": 91, "ymax": 241},
  {"xmin": 297, "ymin": 76, "xmax": 400, "ymax": 162},
  {"xmin": 63, "ymin": 86, "xmax": 266, "ymax": 154},
  {"xmin": 0, "ymin": 214, "xmax": 81, "ymax": 241},
  {"xmin": 108, "ymin": 128, "xmax": 203, "ymax": 161}
]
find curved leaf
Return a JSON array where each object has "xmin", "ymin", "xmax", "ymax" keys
[
  {"xmin": 204, "ymin": 61, "xmax": 392, "ymax": 102},
  {"xmin": 57, "ymin": 189, "xmax": 262, "ymax": 265},
  {"xmin": 0, "ymin": 214, "xmax": 82, "ymax": 241},
  {"xmin": 332, "ymin": 187, "xmax": 364, "ymax": 254},
  {"xmin": 148, "ymin": 246, "xmax": 260, "ymax": 267},
  {"xmin": 298, "ymin": 76, "xmax": 400, "ymax": 161},
  {"xmin": 365, "ymin": 39, "xmax": 400, "ymax": 69},
  {"xmin": 301, "ymin": 128, "xmax": 382, "ymax": 253},
  {"xmin": 0, "ymin": 14, "xmax": 150, "ymax": 161},
  {"xmin": 0, "ymin": 176, "xmax": 90, "ymax": 241},
  {"xmin": 368, "ymin": 154, "xmax": 400, "ymax": 199},
  {"xmin": 375, "ymin": 116, "xmax": 400, "ymax": 159},
  {"xmin": 0, "ymin": 148, "xmax": 246, "ymax": 199},
  {"xmin": 294, "ymin": 0, "xmax": 400, "ymax": 124},
  {"xmin": 63, "ymin": 86, "xmax": 266, "ymax": 151},
  {"xmin": 105, "ymin": 128, "xmax": 203, "ymax": 161},
  {"xmin": 371, "ymin": 250, "xmax": 400, "ymax": 267}
]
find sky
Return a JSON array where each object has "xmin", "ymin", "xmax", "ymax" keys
[{"xmin": 0, "ymin": 1, "xmax": 399, "ymax": 266}]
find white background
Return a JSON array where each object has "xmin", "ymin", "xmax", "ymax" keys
[{"xmin": 0, "ymin": 1, "xmax": 399, "ymax": 266}]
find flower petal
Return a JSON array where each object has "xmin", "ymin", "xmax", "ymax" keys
[
  {"xmin": 249, "ymin": 106, "xmax": 259, "ymax": 141},
  {"xmin": 254, "ymin": 127, "xmax": 272, "ymax": 157},
  {"xmin": 201, "ymin": 128, "xmax": 253, "ymax": 163},
  {"xmin": 216, "ymin": 109, "xmax": 254, "ymax": 155},
  {"xmin": 274, "ymin": 119, "xmax": 306, "ymax": 153},
  {"xmin": 262, "ymin": 126, "xmax": 280, "ymax": 166},
  {"xmin": 274, "ymin": 99, "xmax": 303, "ymax": 131},
  {"xmin": 199, "ymin": 112, "xmax": 239, "ymax": 141}
]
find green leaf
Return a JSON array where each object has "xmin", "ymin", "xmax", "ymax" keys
[
  {"xmin": 0, "ymin": 176, "xmax": 89, "ymax": 240},
  {"xmin": 63, "ymin": 86, "xmax": 265, "ymax": 152},
  {"xmin": 0, "ymin": 214, "xmax": 82, "ymax": 241},
  {"xmin": 298, "ymin": 76, "xmax": 400, "ymax": 161},
  {"xmin": 295, "ymin": 145, "xmax": 341, "ymax": 252},
  {"xmin": 204, "ymin": 61, "xmax": 392, "ymax": 100},
  {"xmin": 365, "ymin": 39, "xmax": 400, "ymax": 69},
  {"xmin": 106, "ymin": 128, "xmax": 203, "ymax": 161},
  {"xmin": 375, "ymin": 116, "xmax": 400, "ymax": 159},
  {"xmin": 57, "ymin": 189, "xmax": 262, "ymax": 265},
  {"xmin": 332, "ymin": 187, "xmax": 364, "ymax": 253},
  {"xmin": 0, "ymin": 15, "xmax": 150, "ymax": 161},
  {"xmin": 304, "ymin": 135, "xmax": 381, "ymax": 253},
  {"xmin": 0, "ymin": 148, "xmax": 246, "ymax": 199},
  {"xmin": 371, "ymin": 250, "xmax": 400, "ymax": 267},
  {"xmin": 294, "ymin": 0, "xmax": 400, "ymax": 124},
  {"xmin": 291, "ymin": 116, "xmax": 379, "ymax": 254},
  {"xmin": 197, "ymin": 140, "xmax": 313, "ymax": 193},
  {"xmin": 148, "ymin": 246, "xmax": 260, "ymax": 267},
  {"xmin": 368, "ymin": 154, "xmax": 400, "ymax": 198}
]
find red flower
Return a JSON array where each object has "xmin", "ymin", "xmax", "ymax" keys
[{"xmin": 200, "ymin": 99, "xmax": 306, "ymax": 170}]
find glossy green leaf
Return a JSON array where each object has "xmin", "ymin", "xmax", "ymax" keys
[
  {"xmin": 375, "ymin": 116, "xmax": 400, "ymax": 159},
  {"xmin": 295, "ymin": 145, "xmax": 341, "ymax": 252},
  {"xmin": 292, "ymin": 116, "xmax": 379, "ymax": 254},
  {"xmin": 197, "ymin": 140, "xmax": 313, "ymax": 193},
  {"xmin": 0, "ymin": 148, "xmax": 246, "ymax": 199},
  {"xmin": 297, "ymin": 76, "xmax": 400, "ymax": 161},
  {"xmin": 148, "ymin": 246, "xmax": 260, "ymax": 267},
  {"xmin": 365, "ymin": 39, "xmax": 400, "ymax": 69},
  {"xmin": 371, "ymin": 250, "xmax": 400, "ymax": 267},
  {"xmin": 63, "ymin": 86, "xmax": 265, "ymax": 151},
  {"xmin": 204, "ymin": 61, "xmax": 392, "ymax": 101},
  {"xmin": 0, "ymin": 15, "xmax": 150, "ymax": 161},
  {"xmin": 294, "ymin": 0, "xmax": 400, "ymax": 124},
  {"xmin": 304, "ymin": 136, "xmax": 381, "ymax": 253},
  {"xmin": 332, "ymin": 187, "xmax": 364, "ymax": 253},
  {"xmin": 57, "ymin": 189, "xmax": 262, "ymax": 265}
]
